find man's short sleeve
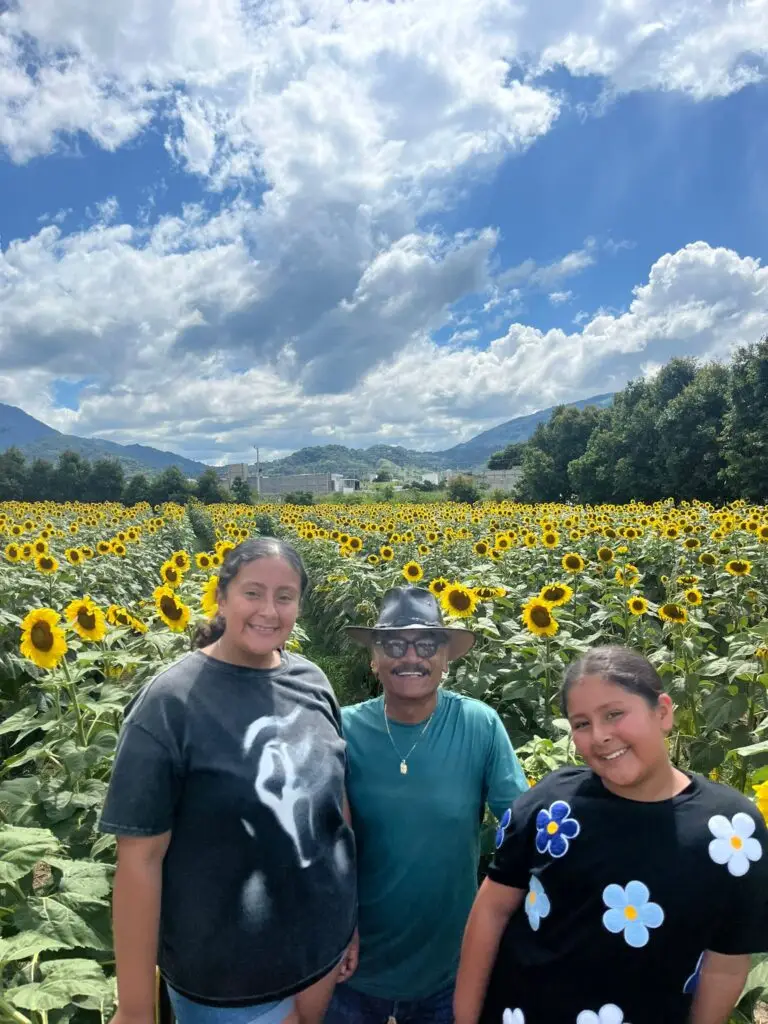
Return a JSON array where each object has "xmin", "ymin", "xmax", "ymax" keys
[
  {"xmin": 484, "ymin": 710, "xmax": 529, "ymax": 822},
  {"xmin": 485, "ymin": 794, "xmax": 535, "ymax": 891},
  {"xmin": 708, "ymin": 811, "xmax": 768, "ymax": 955},
  {"xmin": 99, "ymin": 721, "xmax": 183, "ymax": 836}
]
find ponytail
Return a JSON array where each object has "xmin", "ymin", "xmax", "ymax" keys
[{"xmin": 192, "ymin": 613, "xmax": 226, "ymax": 649}]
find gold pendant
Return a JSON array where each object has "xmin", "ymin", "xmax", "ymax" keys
[
  {"xmin": 400, "ymin": 761, "xmax": 408, "ymax": 775},
  {"xmin": 387, "ymin": 1018, "xmax": 398, "ymax": 1024}
]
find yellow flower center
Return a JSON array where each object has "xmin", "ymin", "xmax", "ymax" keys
[
  {"xmin": 624, "ymin": 905, "xmax": 638, "ymax": 922},
  {"xmin": 730, "ymin": 836, "xmax": 743, "ymax": 850},
  {"xmin": 546, "ymin": 821, "xmax": 559, "ymax": 835},
  {"xmin": 528, "ymin": 892, "xmax": 537, "ymax": 906},
  {"xmin": 30, "ymin": 622, "xmax": 54, "ymax": 652}
]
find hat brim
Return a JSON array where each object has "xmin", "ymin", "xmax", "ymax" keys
[{"xmin": 345, "ymin": 623, "xmax": 475, "ymax": 660}]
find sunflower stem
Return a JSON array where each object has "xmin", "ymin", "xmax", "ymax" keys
[{"xmin": 61, "ymin": 657, "xmax": 87, "ymax": 748}]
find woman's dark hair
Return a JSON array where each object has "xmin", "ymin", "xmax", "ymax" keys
[
  {"xmin": 560, "ymin": 645, "xmax": 664, "ymax": 715},
  {"xmin": 192, "ymin": 537, "xmax": 308, "ymax": 649}
]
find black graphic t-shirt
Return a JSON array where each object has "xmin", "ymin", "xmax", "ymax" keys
[
  {"xmin": 483, "ymin": 766, "xmax": 768, "ymax": 1024},
  {"xmin": 100, "ymin": 650, "xmax": 357, "ymax": 1006}
]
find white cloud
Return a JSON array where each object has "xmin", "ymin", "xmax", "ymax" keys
[
  {"xmin": 548, "ymin": 290, "xmax": 574, "ymax": 305},
  {"xmin": 8, "ymin": 241, "xmax": 765, "ymax": 462}
]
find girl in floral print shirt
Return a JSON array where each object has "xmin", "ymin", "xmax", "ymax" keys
[{"xmin": 454, "ymin": 645, "xmax": 768, "ymax": 1024}]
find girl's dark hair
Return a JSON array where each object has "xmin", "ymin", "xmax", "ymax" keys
[
  {"xmin": 560, "ymin": 645, "xmax": 664, "ymax": 715},
  {"xmin": 192, "ymin": 537, "xmax": 308, "ymax": 649}
]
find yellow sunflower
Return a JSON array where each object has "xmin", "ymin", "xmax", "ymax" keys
[
  {"xmin": 35, "ymin": 554, "xmax": 59, "ymax": 575},
  {"xmin": 379, "ymin": 546, "xmax": 394, "ymax": 561},
  {"xmin": 539, "ymin": 582, "xmax": 574, "ymax": 607},
  {"xmin": 201, "ymin": 576, "xmax": 219, "ymax": 620},
  {"xmin": 196, "ymin": 552, "xmax": 213, "ymax": 570},
  {"xmin": 473, "ymin": 586, "xmax": 498, "ymax": 600},
  {"xmin": 429, "ymin": 577, "xmax": 450, "ymax": 596},
  {"xmin": 439, "ymin": 583, "xmax": 478, "ymax": 619},
  {"xmin": 614, "ymin": 565, "xmax": 640, "ymax": 586},
  {"xmin": 684, "ymin": 588, "xmax": 703, "ymax": 606},
  {"xmin": 541, "ymin": 530, "xmax": 560, "ymax": 549},
  {"xmin": 97, "ymin": 540, "xmax": 111, "ymax": 555},
  {"xmin": 160, "ymin": 561, "xmax": 183, "ymax": 588},
  {"xmin": 658, "ymin": 603, "xmax": 688, "ymax": 625},
  {"xmin": 473, "ymin": 540, "xmax": 490, "ymax": 557},
  {"xmin": 627, "ymin": 596, "xmax": 649, "ymax": 616},
  {"xmin": 65, "ymin": 597, "xmax": 108, "ymax": 641},
  {"xmin": 65, "ymin": 547, "xmax": 84, "ymax": 565},
  {"xmin": 33, "ymin": 538, "xmax": 49, "ymax": 556},
  {"xmin": 596, "ymin": 546, "xmax": 615, "ymax": 564},
  {"xmin": 521, "ymin": 597, "xmax": 559, "ymax": 637},
  {"xmin": 4, "ymin": 543, "xmax": 20, "ymax": 562},
  {"xmin": 20, "ymin": 608, "xmax": 68, "ymax": 670},
  {"xmin": 367, "ymin": 554, "xmax": 380, "ymax": 565},
  {"xmin": 698, "ymin": 552, "xmax": 717, "ymax": 567},
  {"xmin": 172, "ymin": 550, "xmax": 192, "ymax": 572},
  {"xmin": 402, "ymin": 561, "xmax": 424, "ymax": 583},
  {"xmin": 725, "ymin": 559, "xmax": 752, "ymax": 577},
  {"xmin": 155, "ymin": 586, "xmax": 191, "ymax": 632}
]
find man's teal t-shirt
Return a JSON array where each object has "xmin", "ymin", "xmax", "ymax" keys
[{"xmin": 341, "ymin": 689, "xmax": 528, "ymax": 1000}]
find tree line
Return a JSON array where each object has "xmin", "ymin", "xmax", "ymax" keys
[
  {"xmin": 0, "ymin": 449, "xmax": 244, "ymax": 506},
  {"xmin": 487, "ymin": 337, "xmax": 768, "ymax": 504}
]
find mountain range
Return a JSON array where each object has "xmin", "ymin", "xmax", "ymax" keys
[{"xmin": 0, "ymin": 393, "xmax": 614, "ymax": 478}]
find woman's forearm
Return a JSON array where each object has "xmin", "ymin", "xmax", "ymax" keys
[
  {"xmin": 690, "ymin": 952, "xmax": 750, "ymax": 1024},
  {"xmin": 112, "ymin": 854, "xmax": 164, "ymax": 1017},
  {"xmin": 454, "ymin": 885, "xmax": 521, "ymax": 1024}
]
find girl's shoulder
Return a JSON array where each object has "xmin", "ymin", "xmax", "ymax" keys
[{"xmin": 512, "ymin": 765, "xmax": 594, "ymax": 817}]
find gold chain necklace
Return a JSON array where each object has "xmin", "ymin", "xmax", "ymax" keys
[{"xmin": 383, "ymin": 702, "xmax": 435, "ymax": 775}]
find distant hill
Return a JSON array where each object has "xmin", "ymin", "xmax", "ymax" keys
[
  {"xmin": 259, "ymin": 393, "xmax": 614, "ymax": 476},
  {"xmin": 0, "ymin": 403, "xmax": 209, "ymax": 478}
]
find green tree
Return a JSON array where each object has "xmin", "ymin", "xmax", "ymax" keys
[
  {"xmin": 123, "ymin": 473, "xmax": 152, "ymax": 506},
  {"xmin": 150, "ymin": 466, "xmax": 191, "ymax": 506},
  {"xmin": 283, "ymin": 490, "xmax": 314, "ymax": 506},
  {"xmin": 52, "ymin": 451, "xmax": 92, "ymax": 502},
  {"xmin": 720, "ymin": 337, "xmax": 768, "ymax": 502},
  {"xmin": 448, "ymin": 476, "xmax": 481, "ymax": 504},
  {"xmin": 195, "ymin": 469, "xmax": 227, "ymax": 505},
  {"xmin": 88, "ymin": 459, "xmax": 126, "ymax": 502},
  {"xmin": 515, "ymin": 405, "xmax": 604, "ymax": 501},
  {"xmin": 231, "ymin": 476, "xmax": 254, "ymax": 504},
  {"xmin": 488, "ymin": 442, "xmax": 526, "ymax": 470},
  {"xmin": 23, "ymin": 458, "xmax": 55, "ymax": 501},
  {"xmin": 656, "ymin": 363, "xmax": 730, "ymax": 503},
  {"xmin": 0, "ymin": 447, "xmax": 27, "ymax": 500}
]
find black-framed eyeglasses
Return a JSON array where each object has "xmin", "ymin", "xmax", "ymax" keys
[{"xmin": 374, "ymin": 634, "xmax": 448, "ymax": 659}]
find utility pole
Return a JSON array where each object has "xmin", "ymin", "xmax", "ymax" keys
[{"xmin": 253, "ymin": 446, "xmax": 261, "ymax": 496}]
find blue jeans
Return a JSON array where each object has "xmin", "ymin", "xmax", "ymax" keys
[
  {"xmin": 325, "ymin": 982, "xmax": 453, "ymax": 1024},
  {"xmin": 167, "ymin": 987, "xmax": 294, "ymax": 1024}
]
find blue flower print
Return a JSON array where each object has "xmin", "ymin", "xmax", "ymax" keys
[
  {"xmin": 524, "ymin": 875, "xmax": 551, "ymax": 931},
  {"xmin": 683, "ymin": 952, "xmax": 705, "ymax": 994},
  {"xmin": 602, "ymin": 880, "xmax": 664, "ymax": 948},
  {"xmin": 535, "ymin": 800, "xmax": 581, "ymax": 858},
  {"xmin": 495, "ymin": 808, "xmax": 512, "ymax": 849}
]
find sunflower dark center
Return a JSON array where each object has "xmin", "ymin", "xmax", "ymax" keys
[
  {"xmin": 31, "ymin": 622, "xmax": 54, "ymax": 652},
  {"xmin": 565, "ymin": 556, "xmax": 580, "ymax": 568},
  {"xmin": 40, "ymin": 558, "xmax": 53, "ymax": 570},
  {"xmin": 530, "ymin": 606, "xmax": 552, "ymax": 628},
  {"xmin": 449, "ymin": 590, "xmax": 471, "ymax": 611},
  {"xmin": 543, "ymin": 587, "xmax": 565, "ymax": 602},
  {"xmin": 161, "ymin": 596, "xmax": 183, "ymax": 620},
  {"xmin": 166, "ymin": 568, "xmax": 179, "ymax": 582},
  {"xmin": 77, "ymin": 608, "xmax": 97, "ymax": 630}
]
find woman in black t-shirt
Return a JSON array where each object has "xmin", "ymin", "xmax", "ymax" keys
[
  {"xmin": 101, "ymin": 539, "xmax": 357, "ymax": 1024},
  {"xmin": 454, "ymin": 645, "xmax": 768, "ymax": 1024}
]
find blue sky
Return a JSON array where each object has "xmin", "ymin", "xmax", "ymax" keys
[{"xmin": 1, "ymin": 0, "xmax": 767, "ymax": 464}]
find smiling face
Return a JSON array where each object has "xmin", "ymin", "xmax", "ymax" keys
[
  {"xmin": 566, "ymin": 674, "xmax": 675, "ymax": 797},
  {"xmin": 217, "ymin": 556, "xmax": 302, "ymax": 668},
  {"xmin": 371, "ymin": 629, "xmax": 449, "ymax": 705}
]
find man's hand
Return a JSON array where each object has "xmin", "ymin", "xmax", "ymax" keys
[{"xmin": 338, "ymin": 930, "xmax": 359, "ymax": 983}]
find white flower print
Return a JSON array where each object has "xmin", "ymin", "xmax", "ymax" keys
[
  {"xmin": 708, "ymin": 813, "xmax": 763, "ymax": 877},
  {"xmin": 576, "ymin": 1006, "xmax": 629, "ymax": 1024},
  {"xmin": 502, "ymin": 1011, "xmax": 524, "ymax": 1024}
]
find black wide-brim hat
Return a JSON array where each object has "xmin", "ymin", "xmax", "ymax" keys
[{"xmin": 345, "ymin": 585, "xmax": 475, "ymax": 661}]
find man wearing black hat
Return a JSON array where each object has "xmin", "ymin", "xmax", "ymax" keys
[{"xmin": 326, "ymin": 586, "xmax": 527, "ymax": 1024}]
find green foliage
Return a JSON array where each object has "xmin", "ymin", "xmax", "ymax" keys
[
  {"xmin": 283, "ymin": 491, "xmax": 314, "ymax": 506},
  {"xmin": 488, "ymin": 442, "xmax": 526, "ymax": 470},
  {"xmin": 448, "ymin": 476, "xmax": 481, "ymax": 504},
  {"xmin": 186, "ymin": 499, "xmax": 218, "ymax": 550},
  {"xmin": 194, "ymin": 469, "xmax": 227, "ymax": 505},
  {"xmin": 230, "ymin": 477, "xmax": 253, "ymax": 504}
]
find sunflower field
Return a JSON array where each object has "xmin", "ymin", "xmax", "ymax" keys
[{"xmin": 1, "ymin": 496, "xmax": 767, "ymax": 1021}]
